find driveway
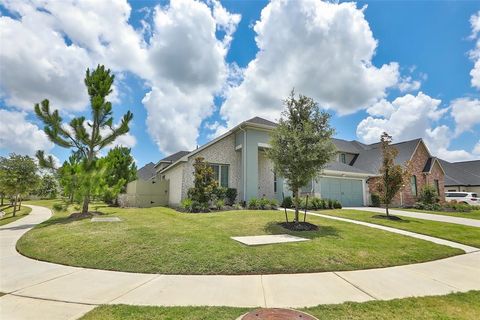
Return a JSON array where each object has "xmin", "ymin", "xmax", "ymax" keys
[
  {"xmin": 1, "ymin": 205, "xmax": 479, "ymax": 320},
  {"xmin": 348, "ymin": 207, "xmax": 480, "ymax": 228}
]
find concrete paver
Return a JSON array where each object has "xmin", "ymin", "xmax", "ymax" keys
[
  {"xmin": 0, "ymin": 294, "xmax": 94, "ymax": 320},
  {"xmin": 349, "ymin": 207, "xmax": 480, "ymax": 227},
  {"xmin": 231, "ymin": 234, "xmax": 309, "ymax": 246}
]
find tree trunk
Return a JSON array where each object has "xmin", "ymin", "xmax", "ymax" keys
[
  {"xmin": 18, "ymin": 196, "xmax": 22, "ymax": 210},
  {"xmin": 12, "ymin": 194, "xmax": 18, "ymax": 217},
  {"xmin": 385, "ymin": 203, "xmax": 389, "ymax": 217},
  {"xmin": 1, "ymin": 193, "xmax": 3, "ymax": 206},
  {"xmin": 294, "ymin": 189, "xmax": 300, "ymax": 223},
  {"xmin": 82, "ymin": 193, "xmax": 90, "ymax": 215}
]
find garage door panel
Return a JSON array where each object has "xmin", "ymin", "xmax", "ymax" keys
[{"xmin": 320, "ymin": 177, "xmax": 363, "ymax": 207}]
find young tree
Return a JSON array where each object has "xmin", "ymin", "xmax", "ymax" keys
[
  {"xmin": 267, "ymin": 90, "xmax": 336, "ymax": 223},
  {"xmin": 36, "ymin": 174, "xmax": 58, "ymax": 199},
  {"xmin": 0, "ymin": 154, "xmax": 39, "ymax": 215},
  {"xmin": 375, "ymin": 132, "xmax": 411, "ymax": 217},
  {"xmin": 99, "ymin": 146, "xmax": 137, "ymax": 203},
  {"xmin": 35, "ymin": 65, "xmax": 133, "ymax": 215},
  {"xmin": 57, "ymin": 155, "xmax": 81, "ymax": 203},
  {"xmin": 187, "ymin": 157, "xmax": 218, "ymax": 208}
]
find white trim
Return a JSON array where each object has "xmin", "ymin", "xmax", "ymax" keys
[
  {"xmin": 258, "ymin": 142, "xmax": 270, "ymax": 148},
  {"xmin": 321, "ymin": 169, "xmax": 376, "ymax": 178},
  {"xmin": 235, "ymin": 144, "xmax": 242, "ymax": 151}
]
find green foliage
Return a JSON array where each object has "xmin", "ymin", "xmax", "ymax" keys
[
  {"xmin": 327, "ymin": 199, "xmax": 333, "ymax": 209},
  {"xmin": 444, "ymin": 201, "xmax": 474, "ymax": 212},
  {"xmin": 187, "ymin": 157, "xmax": 218, "ymax": 207},
  {"xmin": 215, "ymin": 199, "xmax": 225, "ymax": 210},
  {"xmin": 225, "ymin": 188, "xmax": 237, "ymax": 205},
  {"xmin": 52, "ymin": 203, "xmax": 65, "ymax": 212},
  {"xmin": 417, "ymin": 185, "xmax": 439, "ymax": 205},
  {"xmin": 35, "ymin": 174, "xmax": 58, "ymax": 199},
  {"xmin": 375, "ymin": 132, "xmax": 412, "ymax": 216},
  {"xmin": 267, "ymin": 90, "xmax": 336, "ymax": 222},
  {"xmin": 248, "ymin": 198, "xmax": 259, "ymax": 209},
  {"xmin": 371, "ymin": 193, "xmax": 381, "ymax": 207},
  {"xmin": 333, "ymin": 200, "xmax": 342, "ymax": 209},
  {"xmin": 0, "ymin": 154, "xmax": 39, "ymax": 215},
  {"xmin": 34, "ymin": 65, "xmax": 133, "ymax": 214},
  {"xmin": 57, "ymin": 155, "xmax": 81, "ymax": 203},
  {"xmin": 247, "ymin": 198, "xmax": 277, "ymax": 210},
  {"xmin": 281, "ymin": 196, "xmax": 293, "ymax": 208},
  {"xmin": 213, "ymin": 187, "xmax": 227, "ymax": 202},
  {"xmin": 258, "ymin": 198, "xmax": 270, "ymax": 209},
  {"xmin": 414, "ymin": 202, "xmax": 442, "ymax": 211}
]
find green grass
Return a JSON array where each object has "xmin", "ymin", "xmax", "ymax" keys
[
  {"xmin": 17, "ymin": 200, "xmax": 461, "ymax": 275},
  {"xmin": 316, "ymin": 209, "xmax": 480, "ymax": 248},
  {"xmin": 80, "ymin": 291, "xmax": 480, "ymax": 320},
  {"xmin": 394, "ymin": 207, "xmax": 480, "ymax": 220},
  {"xmin": 0, "ymin": 205, "xmax": 32, "ymax": 226}
]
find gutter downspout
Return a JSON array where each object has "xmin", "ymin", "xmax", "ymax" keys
[{"xmin": 239, "ymin": 125, "xmax": 247, "ymax": 202}]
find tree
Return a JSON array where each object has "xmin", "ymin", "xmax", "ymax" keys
[
  {"xmin": 187, "ymin": 157, "xmax": 218, "ymax": 209},
  {"xmin": 36, "ymin": 174, "xmax": 58, "ymax": 199},
  {"xmin": 0, "ymin": 154, "xmax": 39, "ymax": 215},
  {"xmin": 35, "ymin": 65, "xmax": 133, "ymax": 215},
  {"xmin": 375, "ymin": 132, "xmax": 411, "ymax": 217},
  {"xmin": 57, "ymin": 155, "xmax": 82, "ymax": 203},
  {"xmin": 267, "ymin": 90, "xmax": 336, "ymax": 223},
  {"xmin": 99, "ymin": 146, "xmax": 137, "ymax": 203}
]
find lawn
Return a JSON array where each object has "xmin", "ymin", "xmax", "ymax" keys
[
  {"xmin": 80, "ymin": 291, "xmax": 480, "ymax": 320},
  {"xmin": 0, "ymin": 205, "xmax": 32, "ymax": 226},
  {"xmin": 17, "ymin": 200, "xmax": 462, "ymax": 275},
  {"xmin": 316, "ymin": 209, "xmax": 480, "ymax": 248},
  {"xmin": 394, "ymin": 207, "xmax": 480, "ymax": 220}
]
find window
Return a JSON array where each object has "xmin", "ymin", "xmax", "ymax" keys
[
  {"xmin": 210, "ymin": 164, "xmax": 229, "ymax": 188},
  {"xmin": 340, "ymin": 153, "xmax": 346, "ymax": 164},
  {"xmin": 434, "ymin": 179, "xmax": 440, "ymax": 195},
  {"xmin": 410, "ymin": 175, "xmax": 417, "ymax": 196},
  {"xmin": 274, "ymin": 172, "xmax": 277, "ymax": 193}
]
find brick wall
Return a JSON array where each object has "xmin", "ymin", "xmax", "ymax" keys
[{"xmin": 367, "ymin": 141, "xmax": 445, "ymax": 206}]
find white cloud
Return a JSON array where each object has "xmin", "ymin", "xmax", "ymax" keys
[
  {"xmin": 449, "ymin": 98, "xmax": 480, "ymax": 136},
  {"xmin": 142, "ymin": 0, "xmax": 240, "ymax": 154},
  {"xmin": 218, "ymin": 0, "xmax": 400, "ymax": 133},
  {"xmin": 357, "ymin": 92, "xmax": 445, "ymax": 144},
  {"xmin": 0, "ymin": 0, "xmax": 147, "ymax": 111},
  {"xmin": 473, "ymin": 141, "xmax": 480, "ymax": 155},
  {"xmin": 398, "ymin": 76, "xmax": 421, "ymax": 92},
  {"xmin": 0, "ymin": 109, "xmax": 53, "ymax": 156},
  {"xmin": 469, "ymin": 11, "xmax": 480, "ymax": 89}
]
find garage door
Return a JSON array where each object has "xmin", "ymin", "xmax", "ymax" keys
[{"xmin": 319, "ymin": 177, "xmax": 364, "ymax": 207}]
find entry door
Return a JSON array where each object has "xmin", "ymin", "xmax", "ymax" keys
[{"xmin": 320, "ymin": 177, "xmax": 364, "ymax": 207}]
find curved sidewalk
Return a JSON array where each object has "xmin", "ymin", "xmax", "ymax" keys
[
  {"xmin": 1, "ymin": 205, "xmax": 479, "ymax": 319},
  {"xmin": 348, "ymin": 207, "xmax": 480, "ymax": 228}
]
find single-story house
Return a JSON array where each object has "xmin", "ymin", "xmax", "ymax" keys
[
  {"xmin": 439, "ymin": 159, "xmax": 480, "ymax": 194},
  {"xmin": 122, "ymin": 116, "xmax": 475, "ymax": 208}
]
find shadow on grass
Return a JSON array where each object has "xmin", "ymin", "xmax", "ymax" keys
[
  {"xmin": 263, "ymin": 221, "xmax": 340, "ymax": 240},
  {"xmin": 371, "ymin": 214, "xmax": 414, "ymax": 224},
  {"xmin": 36, "ymin": 211, "xmax": 107, "ymax": 228}
]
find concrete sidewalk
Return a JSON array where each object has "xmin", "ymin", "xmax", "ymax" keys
[
  {"xmin": 348, "ymin": 207, "xmax": 480, "ymax": 228},
  {"xmin": 1, "ymin": 205, "xmax": 479, "ymax": 320}
]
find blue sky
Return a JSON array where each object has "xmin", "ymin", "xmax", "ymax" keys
[{"xmin": 1, "ymin": 0, "xmax": 479, "ymax": 168}]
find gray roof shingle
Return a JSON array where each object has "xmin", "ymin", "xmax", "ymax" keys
[
  {"xmin": 159, "ymin": 150, "xmax": 190, "ymax": 163},
  {"xmin": 439, "ymin": 159, "xmax": 480, "ymax": 186},
  {"xmin": 136, "ymin": 162, "xmax": 156, "ymax": 180},
  {"xmin": 245, "ymin": 116, "xmax": 277, "ymax": 127},
  {"xmin": 324, "ymin": 161, "xmax": 373, "ymax": 175}
]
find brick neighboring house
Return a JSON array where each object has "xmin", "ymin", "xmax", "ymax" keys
[{"xmin": 125, "ymin": 117, "xmax": 451, "ymax": 207}]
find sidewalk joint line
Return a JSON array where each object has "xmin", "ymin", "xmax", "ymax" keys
[
  {"xmin": 260, "ymin": 275, "xmax": 267, "ymax": 308},
  {"xmin": 10, "ymin": 269, "xmax": 82, "ymax": 294},
  {"xmin": 9, "ymin": 292, "xmax": 98, "ymax": 306},
  {"xmin": 106, "ymin": 274, "xmax": 163, "ymax": 304},
  {"xmin": 333, "ymin": 272, "xmax": 378, "ymax": 300}
]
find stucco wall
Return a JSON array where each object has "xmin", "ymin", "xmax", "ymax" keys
[
  {"xmin": 181, "ymin": 133, "xmax": 240, "ymax": 201},
  {"xmin": 122, "ymin": 178, "xmax": 169, "ymax": 207},
  {"xmin": 258, "ymin": 151, "xmax": 275, "ymax": 199},
  {"xmin": 163, "ymin": 163, "xmax": 184, "ymax": 206}
]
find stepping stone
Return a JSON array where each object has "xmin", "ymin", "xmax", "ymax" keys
[
  {"xmin": 239, "ymin": 308, "xmax": 318, "ymax": 320},
  {"xmin": 231, "ymin": 234, "xmax": 309, "ymax": 246},
  {"xmin": 91, "ymin": 217, "xmax": 122, "ymax": 222}
]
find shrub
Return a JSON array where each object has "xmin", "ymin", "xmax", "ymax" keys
[
  {"xmin": 371, "ymin": 193, "xmax": 381, "ymax": 207},
  {"xmin": 213, "ymin": 187, "xmax": 227, "ymax": 201},
  {"xmin": 333, "ymin": 200, "xmax": 342, "ymax": 209},
  {"xmin": 445, "ymin": 202, "xmax": 472, "ymax": 212},
  {"xmin": 248, "ymin": 198, "xmax": 259, "ymax": 209},
  {"xmin": 233, "ymin": 202, "xmax": 243, "ymax": 210},
  {"xmin": 310, "ymin": 197, "xmax": 322, "ymax": 210},
  {"xmin": 52, "ymin": 203, "xmax": 64, "ymax": 212},
  {"xmin": 225, "ymin": 188, "xmax": 237, "ymax": 205},
  {"xmin": 269, "ymin": 199, "xmax": 278, "ymax": 209},
  {"xmin": 281, "ymin": 196, "xmax": 293, "ymax": 208},
  {"xmin": 417, "ymin": 185, "xmax": 439, "ymax": 205},
  {"xmin": 181, "ymin": 198, "xmax": 193, "ymax": 211},
  {"xmin": 259, "ymin": 198, "xmax": 270, "ymax": 210},
  {"xmin": 327, "ymin": 199, "xmax": 334, "ymax": 209},
  {"xmin": 319, "ymin": 199, "xmax": 327, "ymax": 209},
  {"xmin": 215, "ymin": 199, "xmax": 225, "ymax": 210},
  {"xmin": 415, "ymin": 202, "xmax": 442, "ymax": 211}
]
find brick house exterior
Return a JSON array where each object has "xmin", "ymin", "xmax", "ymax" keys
[{"xmin": 367, "ymin": 141, "xmax": 445, "ymax": 206}]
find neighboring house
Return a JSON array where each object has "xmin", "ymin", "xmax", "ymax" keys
[
  {"xmin": 136, "ymin": 162, "xmax": 156, "ymax": 180},
  {"xmin": 439, "ymin": 159, "xmax": 480, "ymax": 194},
  {"xmin": 124, "ymin": 116, "xmax": 459, "ymax": 208}
]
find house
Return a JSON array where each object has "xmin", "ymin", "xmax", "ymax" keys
[
  {"xmin": 439, "ymin": 159, "xmax": 480, "ymax": 194},
  {"xmin": 125, "ymin": 116, "xmax": 456, "ymax": 208}
]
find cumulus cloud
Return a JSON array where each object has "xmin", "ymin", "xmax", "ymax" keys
[
  {"xmin": 142, "ymin": 0, "xmax": 240, "ymax": 154},
  {"xmin": 0, "ymin": 0, "xmax": 147, "ymax": 112},
  {"xmin": 0, "ymin": 109, "xmax": 53, "ymax": 156},
  {"xmin": 217, "ymin": 0, "xmax": 400, "ymax": 133},
  {"xmin": 470, "ymin": 11, "xmax": 480, "ymax": 89},
  {"xmin": 449, "ymin": 98, "xmax": 480, "ymax": 136}
]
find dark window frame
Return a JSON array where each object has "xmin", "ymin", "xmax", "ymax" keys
[{"xmin": 410, "ymin": 175, "xmax": 417, "ymax": 196}]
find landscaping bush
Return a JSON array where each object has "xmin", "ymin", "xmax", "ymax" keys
[
  {"xmin": 269, "ymin": 199, "xmax": 278, "ymax": 210},
  {"xmin": 310, "ymin": 197, "xmax": 322, "ymax": 210},
  {"xmin": 214, "ymin": 199, "xmax": 225, "ymax": 210},
  {"xmin": 327, "ymin": 199, "xmax": 334, "ymax": 209},
  {"xmin": 371, "ymin": 193, "xmax": 381, "ymax": 207},
  {"xmin": 213, "ymin": 187, "xmax": 227, "ymax": 202},
  {"xmin": 417, "ymin": 185, "xmax": 439, "ymax": 205},
  {"xmin": 225, "ymin": 188, "xmax": 237, "ymax": 205},
  {"xmin": 333, "ymin": 200, "xmax": 342, "ymax": 209},
  {"xmin": 445, "ymin": 202, "xmax": 473, "ymax": 212},
  {"xmin": 259, "ymin": 198, "xmax": 270, "ymax": 210},
  {"xmin": 320, "ymin": 199, "xmax": 327, "ymax": 209},
  {"xmin": 248, "ymin": 198, "xmax": 259, "ymax": 209},
  {"xmin": 414, "ymin": 202, "xmax": 442, "ymax": 211},
  {"xmin": 52, "ymin": 203, "xmax": 64, "ymax": 212},
  {"xmin": 281, "ymin": 196, "xmax": 293, "ymax": 208}
]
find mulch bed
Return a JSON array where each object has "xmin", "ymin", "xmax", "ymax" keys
[
  {"xmin": 241, "ymin": 308, "xmax": 318, "ymax": 320},
  {"xmin": 372, "ymin": 214, "xmax": 403, "ymax": 221},
  {"xmin": 279, "ymin": 221, "xmax": 318, "ymax": 231},
  {"xmin": 68, "ymin": 211, "xmax": 104, "ymax": 220}
]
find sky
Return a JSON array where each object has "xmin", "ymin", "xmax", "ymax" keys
[{"xmin": 0, "ymin": 0, "xmax": 479, "ymax": 168}]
